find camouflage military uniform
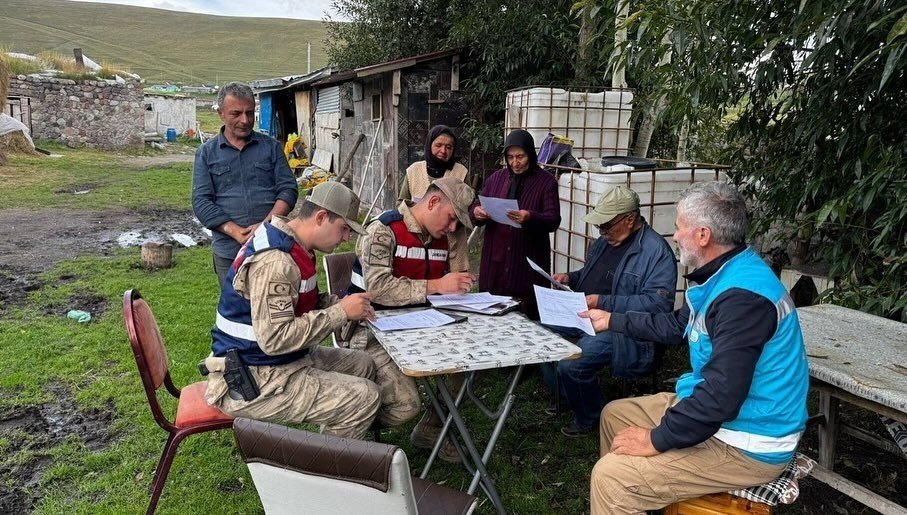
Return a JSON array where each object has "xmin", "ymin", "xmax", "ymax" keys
[
  {"xmin": 348, "ymin": 201, "xmax": 450, "ymax": 427},
  {"xmin": 206, "ymin": 217, "xmax": 380, "ymax": 439}
]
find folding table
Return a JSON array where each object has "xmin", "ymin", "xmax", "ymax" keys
[{"xmin": 370, "ymin": 308, "xmax": 582, "ymax": 514}]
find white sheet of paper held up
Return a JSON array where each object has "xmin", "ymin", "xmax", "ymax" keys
[
  {"xmin": 370, "ymin": 309, "xmax": 456, "ymax": 332},
  {"xmin": 526, "ymin": 257, "xmax": 573, "ymax": 291},
  {"xmin": 478, "ymin": 195, "xmax": 521, "ymax": 228},
  {"xmin": 533, "ymin": 285, "xmax": 595, "ymax": 336}
]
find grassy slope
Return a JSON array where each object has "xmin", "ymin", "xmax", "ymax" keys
[{"xmin": 0, "ymin": 0, "xmax": 331, "ymax": 83}]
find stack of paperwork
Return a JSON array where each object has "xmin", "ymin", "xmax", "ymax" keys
[{"xmin": 427, "ymin": 292, "xmax": 520, "ymax": 315}]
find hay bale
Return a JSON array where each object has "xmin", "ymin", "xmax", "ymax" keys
[{"xmin": 0, "ymin": 131, "xmax": 40, "ymax": 156}]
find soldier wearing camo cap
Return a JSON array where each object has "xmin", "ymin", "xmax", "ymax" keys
[
  {"xmin": 347, "ymin": 177, "xmax": 476, "ymax": 461},
  {"xmin": 203, "ymin": 181, "xmax": 381, "ymax": 439}
]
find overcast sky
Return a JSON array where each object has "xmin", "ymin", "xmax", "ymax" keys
[{"xmin": 66, "ymin": 0, "xmax": 342, "ymax": 21}]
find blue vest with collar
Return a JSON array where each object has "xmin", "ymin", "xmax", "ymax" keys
[{"xmin": 677, "ymin": 247, "xmax": 809, "ymax": 464}]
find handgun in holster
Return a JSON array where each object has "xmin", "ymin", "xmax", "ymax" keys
[{"xmin": 224, "ymin": 349, "xmax": 260, "ymax": 401}]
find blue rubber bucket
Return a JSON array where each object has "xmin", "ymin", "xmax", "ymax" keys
[{"xmin": 166, "ymin": 128, "xmax": 177, "ymax": 142}]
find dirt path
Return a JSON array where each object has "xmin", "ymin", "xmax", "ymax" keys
[{"xmin": 119, "ymin": 152, "xmax": 195, "ymax": 169}]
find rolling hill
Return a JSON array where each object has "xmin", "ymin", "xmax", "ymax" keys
[{"xmin": 0, "ymin": 0, "xmax": 333, "ymax": 84}]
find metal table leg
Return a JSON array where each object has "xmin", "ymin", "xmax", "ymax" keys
[{"xmin": 435, "ymin": 375, "xmax": 508, "ymax": 514}]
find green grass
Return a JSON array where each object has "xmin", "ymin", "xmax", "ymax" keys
[
  {"xmin": 0, "ymin": 143, "xmax": 192, "ymax": 210},
  {"xmin": 0, "ymin": 0, "xmax": 331, "ymax": 84},
  {"xmin": 196, "ymin": 106, "xmax": 222, "ymax": 135}
]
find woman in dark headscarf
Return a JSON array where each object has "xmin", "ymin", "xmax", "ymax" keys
[
  {"xmin": 399, "ymin": 124, "xmax": 471, "ymax": 272},
  {"xmin": 470, "ymin": 129, "xmax": 561, "ymax": 319}
]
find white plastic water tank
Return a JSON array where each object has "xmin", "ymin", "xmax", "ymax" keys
[
  {"xmin": 505, "ymin": 88, "xmax": 634, "ymax": 158},
  {"xmin": 552, "ymin": 167, "xmax": 727, "ymax": 274}
]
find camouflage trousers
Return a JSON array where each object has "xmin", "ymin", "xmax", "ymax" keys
[
  {"xmin": 349, "ymin": 325, "xmax": 422, "ymax": 427},
  {"xmin": 207, "ymin": 345, "xmax": 381, "ymax": 439}
]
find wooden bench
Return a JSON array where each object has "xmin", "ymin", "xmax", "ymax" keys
[{"xmin": 663, "ymin": 492, "xmax": 772, "ymax": 515}]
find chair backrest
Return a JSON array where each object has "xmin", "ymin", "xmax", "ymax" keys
[
  {"xmin": 233, "ymin": 418, "xmax": 419, "ymax": 515},
  {"xmin": 123, "ymin": 289, "xmax": 175, "ymax": 430},
  {"xmin": 323, "ymin": 251, "xmax": 357, "ymax": 297}
]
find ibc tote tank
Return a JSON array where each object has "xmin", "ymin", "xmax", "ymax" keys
[
  {"xmin": 552, "ymin": 166, "xmax": 725, "ymax": 274},
  {"xmin": 505, "ymin": 87, "xmax": 635, "ymax": 158}
]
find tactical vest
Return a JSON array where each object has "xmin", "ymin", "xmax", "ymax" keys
[
  {"xmin": 677, "ymin": 247, "xmax": 809, "ymax": 464},
  {"xmin": 349, "ymin": 210, "xmax": 449, "ymax": 298},
  {"xmin": 211, "ymin": 223, "xmax": 317, "ymax": 365}
]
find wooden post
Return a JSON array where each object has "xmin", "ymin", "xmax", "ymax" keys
[
  {"xmin": 73, "ymin": 48, "xmax": 85, "ymax": 67},
  {"xmin": 817, "ymin": 390, "xmax": 840, "ymax": 469},
  {"xmin": 141, "ymin": 242, "xmax": 173, "ymax": 269}
]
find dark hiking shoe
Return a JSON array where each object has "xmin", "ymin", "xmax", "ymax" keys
[
  {"xmin": 560, "ymin": 421, "xmax": 596, "ymax": 437},
  {"xmin": 410, "ymin": 417, "xmax": 461, "ymax": 463}
]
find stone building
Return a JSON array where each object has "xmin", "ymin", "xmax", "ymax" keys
[
  {"xmin": 7, "ymin": 74, "xmax": 144, "ymax": 149},
  {"xmin": 144, "ymin": 93, "xmax": 196, "ymax": 137}
]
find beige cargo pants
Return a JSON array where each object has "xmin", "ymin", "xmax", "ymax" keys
[
  {"xmin": 349, "ymin": 325, "xmax": 422, "ymax": 427},
  {"xmin": 207, "ymin": 345, "xmax": 381, "ymax": 439},
  {"xmin": 590, "ymin": 392, "xmax": 786, "ymax": 515}
]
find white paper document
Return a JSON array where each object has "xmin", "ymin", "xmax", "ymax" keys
[
  {"xmin": 478, "ymin": 195, "xmax": 521, "ymax": 228},
  {"xmin": 527, "ymin": 257, "xmax": 573, "ymax": 291},
  {"xmin": 428, "ymin": 292, "xmax": 516, "ymax": 315},
  {"xmin": 533, "ymin": 285, "xmax": 595, "ymax": 336},
  {"xmin": 428, "ymin": 292, "xmax": 507, "ymax": 306},
  {"xmin": 370, "ymin": 309, "xmax": 457, "ymax": 332}
]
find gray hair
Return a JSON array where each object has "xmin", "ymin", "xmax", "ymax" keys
[
  {"xmin": 677, "ymin": 181, "xmax": 748, "ymax": 246},
  {"xmin": 216, "ymin": 81, "xmax": 254, "ymax": 110}
]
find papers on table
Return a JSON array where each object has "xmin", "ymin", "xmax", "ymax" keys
[
  {"xmin": 370, "ymin": 309, "xmax": 458, "ymax": 332},
  {"xmin": 478, "ymin": 195, "xmax": 521, "ymax": 228},
  {"xmin": 533, "ymin": 285, "xmax": 595, "ymax": 336},
  {"xmin": 428, "ymin": 292, "xmax": 518, "ymax": 315},
  {"xmin": 526, "ymin": 257, "xmax": 572, "ymax": 291}
]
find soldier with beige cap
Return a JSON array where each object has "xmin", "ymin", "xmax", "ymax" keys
[
  {"xmin": 347, "ymin": 176, "xmax": 477, "ymax": 461},
  {"xmin": 204, "ymin": 181, "xmax": 381, "ymax": 440}
]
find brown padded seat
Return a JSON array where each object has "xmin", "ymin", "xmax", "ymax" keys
[
  {"xmin": 411, "ymin": 477, "xmax": 477, "ymax": 515},
  {"xmin": 234, "ymin": 418, "xmax": 476, "ymax": 515}
]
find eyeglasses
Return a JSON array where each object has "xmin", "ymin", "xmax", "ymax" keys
[{"xmin": 597, "ymin": 213, "xmax": 631, "ymax": 233}]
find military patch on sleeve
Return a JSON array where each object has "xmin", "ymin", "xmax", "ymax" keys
[
  {"xmin": 657, "ymin": 288, "xmax": 671, "ymax": 299},
  {"xmin": 366, "ymin": 231, "xmax": 393, "ymax": 267},
  {"xmin": 268, "ymin": 281, "xmax": 291, "ymax": 296},
  {"xmin": 267, "ymin": 281, "xmax": 295, "ymax": 322}
]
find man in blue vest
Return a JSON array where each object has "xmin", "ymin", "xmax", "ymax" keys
[
  {"xmin": 348, "ymin": 177, "xmax": 476, "ymax": 461},
  {"xmin": 204, "ymin": 181, "xmax": 382, "ymax": 439},
  {"xmin": 580, "ymin": 181, "xmax": 809, "ymax": 514}
]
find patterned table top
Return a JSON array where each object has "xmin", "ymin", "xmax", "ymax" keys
[
  {"xmin": 799, "ymin": 304, "xmax": 907, "ymax": 415},
  {"xmin": 371, "ymin": 308, "xmax": 583, "ymax": 377}
]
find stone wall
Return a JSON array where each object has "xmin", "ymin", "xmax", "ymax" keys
[{"xmin": 8, "ymin": 74, "xmax": 144, "ymax": 149}]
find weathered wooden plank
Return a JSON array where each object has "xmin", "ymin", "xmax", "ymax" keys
[{"xmin": 810, "ymin": 465, "xmax": 907, "ymax": 515}]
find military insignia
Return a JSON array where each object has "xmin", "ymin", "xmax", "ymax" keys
[
  {"xmin": 689, "ymin": 329, "xmax": 700, "ymax": 343},
  {"xmin": 268, "ymin": 299, "xmax": 295, "ymax": 322},
  {"xmin": 268, "ymin": 281, "xmax": 291, "ymax": 295},
  {"xmin": 367, "ymin": 232, "xmax": 393, "ymax": 267}
]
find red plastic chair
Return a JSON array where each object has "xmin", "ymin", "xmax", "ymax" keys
[{"xmin": 123, "ymin": 289, "xmax": 234, "ymax": 514}]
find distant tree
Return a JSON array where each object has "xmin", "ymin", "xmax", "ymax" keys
[{"xmin": 325, "ymin": 0, "xmax": 454, "ymax": 69}]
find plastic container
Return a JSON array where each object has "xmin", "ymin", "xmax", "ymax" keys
[
  {"xmin": 552, "ymin": 167, "xmax": 726, "ymax": 271},
  {"xmin": 166, "ymin": 128, "xmax": 177, "ymax": 142},
  {"xmin": 505, "ymin": 87, "xmax": 634, "ymax": 159}
]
